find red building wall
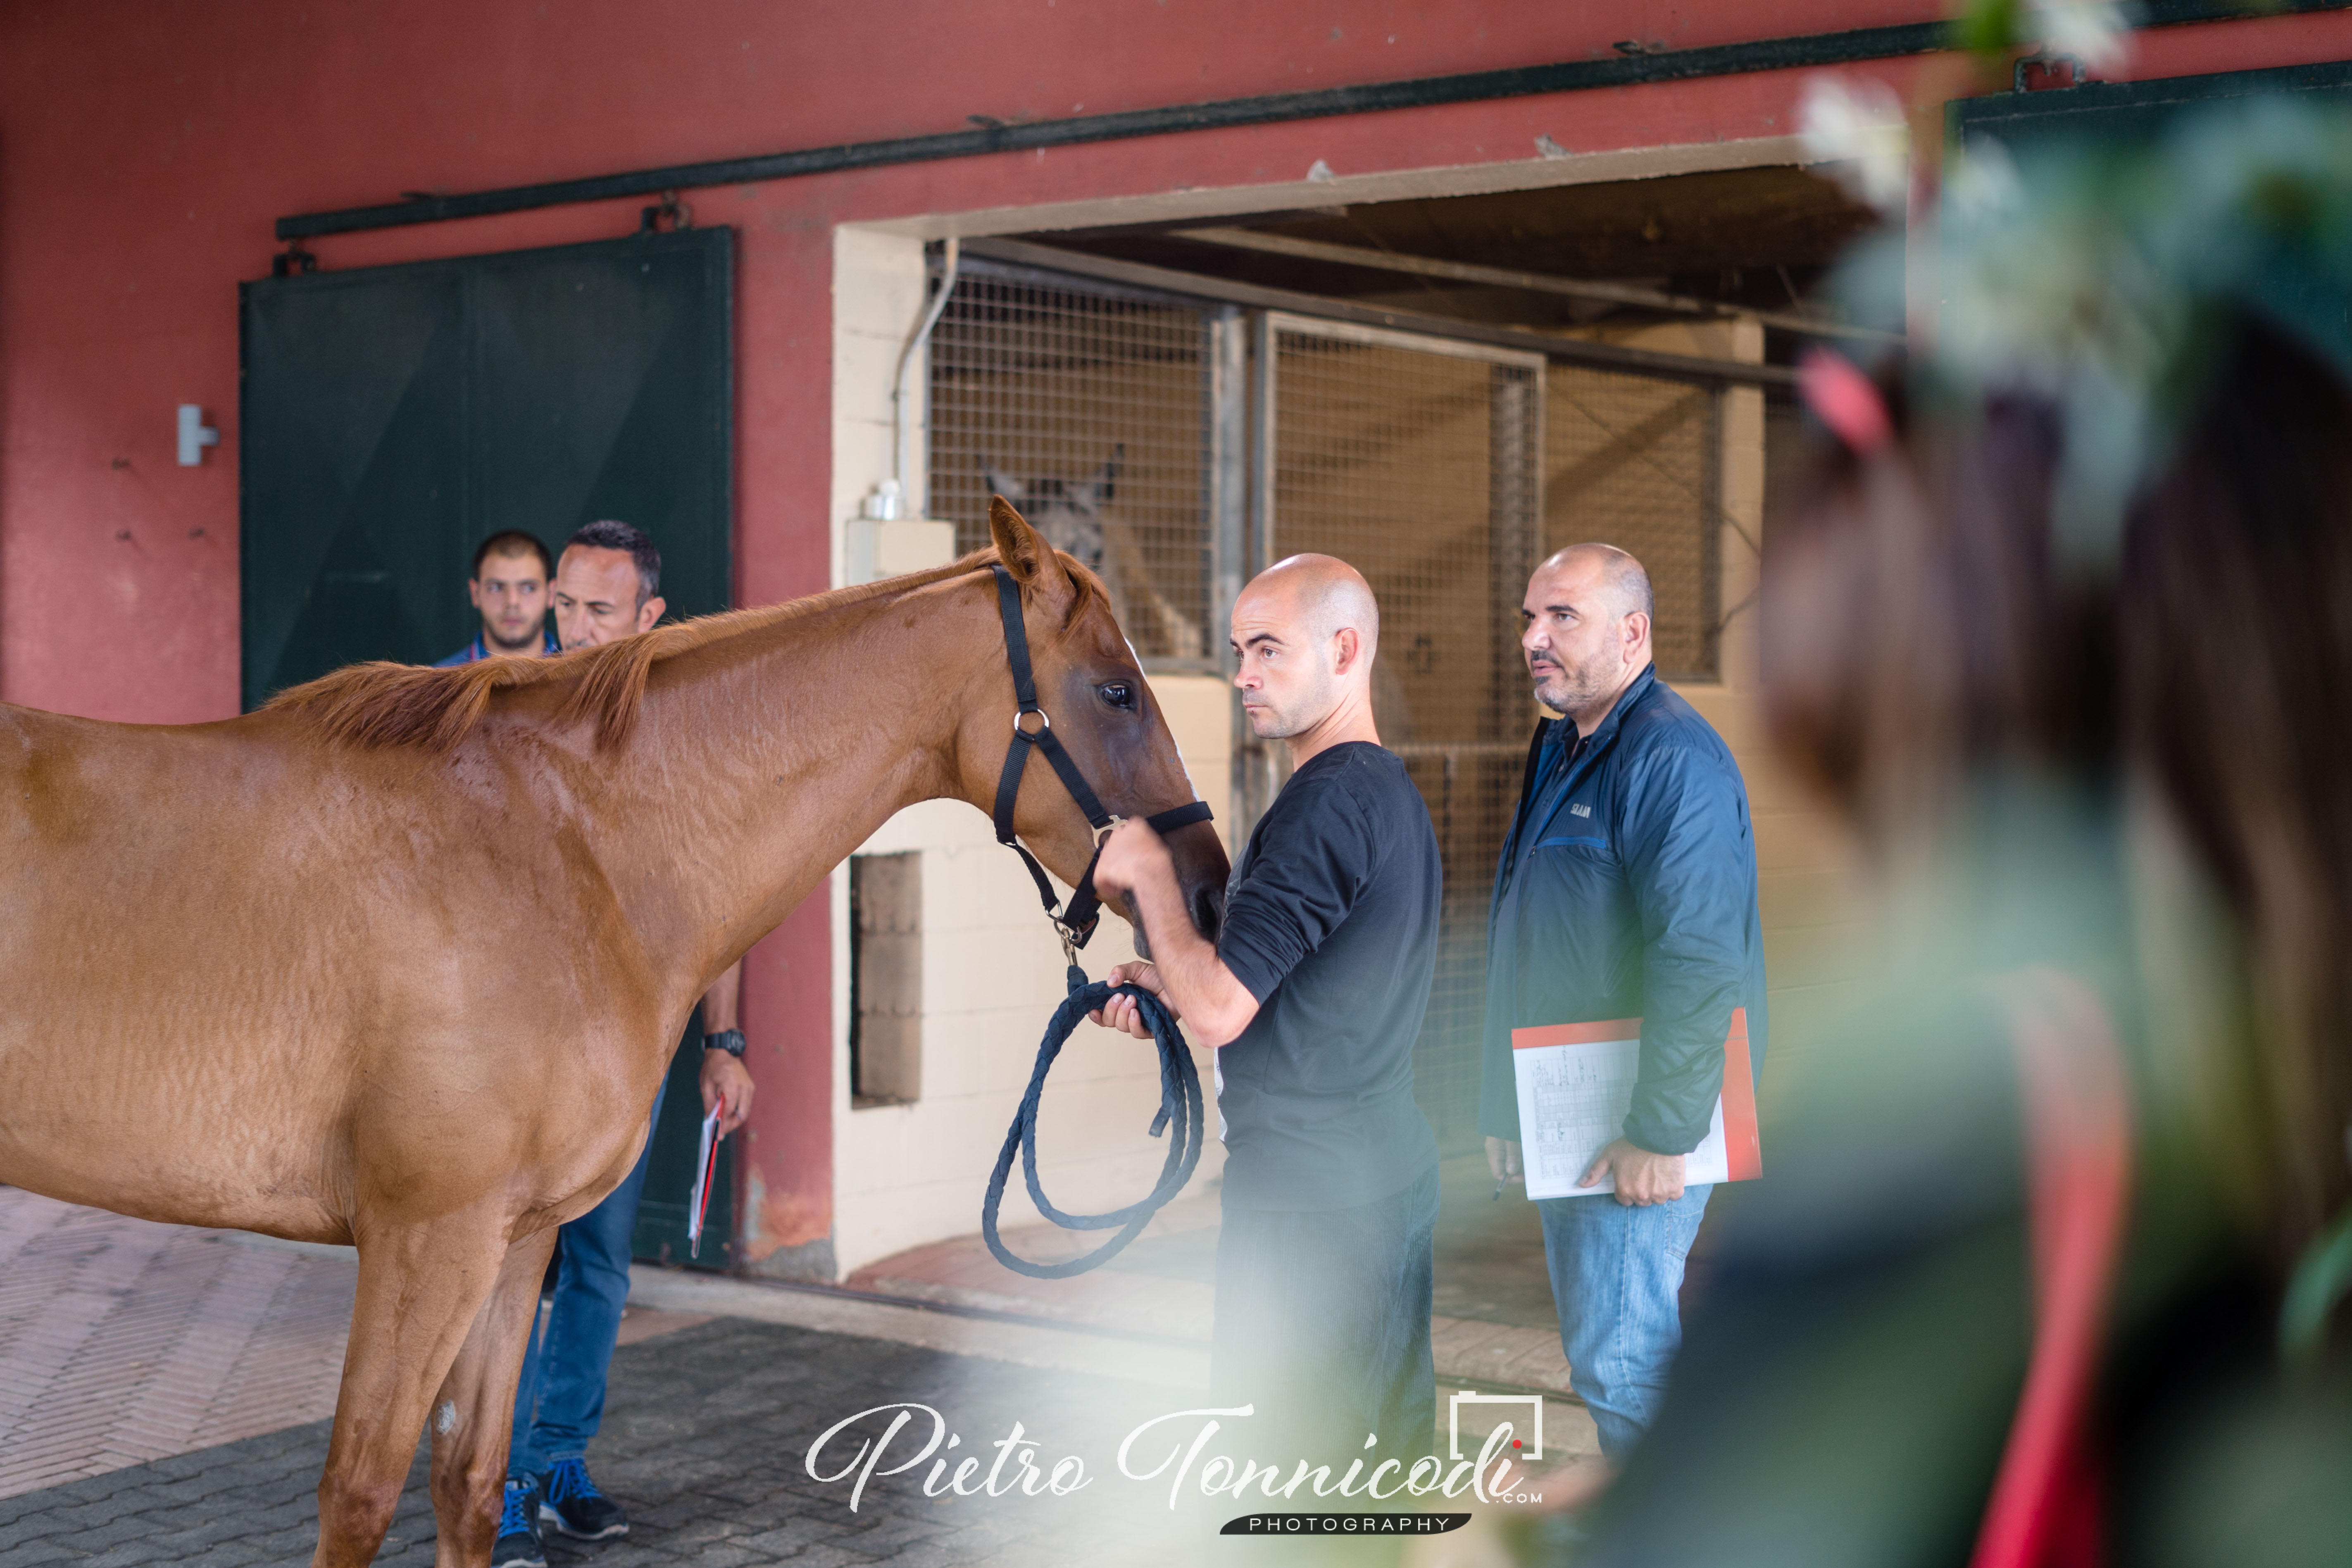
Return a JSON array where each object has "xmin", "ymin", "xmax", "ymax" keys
[{"xmin": 4, "ymin": 0, "xmax": 2345, "ymax": 1268}]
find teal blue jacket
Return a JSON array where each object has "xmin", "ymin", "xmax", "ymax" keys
[{"xmin": 1478, "ymin": 665, "xmax": 1768, "ymax": 1155}]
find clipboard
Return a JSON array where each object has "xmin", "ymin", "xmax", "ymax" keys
[{"xmin": 1510, "ymin": 1007, "xmax": 1760, "ymax": 1199}]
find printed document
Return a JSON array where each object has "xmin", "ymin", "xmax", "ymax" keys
[{"xmin": 1510, "ymin": 1009, "xmax": 1760, "ymax": 1199}]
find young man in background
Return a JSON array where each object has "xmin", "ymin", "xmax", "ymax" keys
[{"xmin": 438, "ymin": 530, "xmax": 560, "ymax": 665}]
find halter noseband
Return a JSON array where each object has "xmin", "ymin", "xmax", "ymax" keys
[{"xmin": 989, "ymin": 564, "xmax": 1212, "ymax": 955}]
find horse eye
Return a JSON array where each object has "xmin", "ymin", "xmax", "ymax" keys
[{"xmin": 1098, "ymin": 681, "xmax": 1136, "ymax": 710}]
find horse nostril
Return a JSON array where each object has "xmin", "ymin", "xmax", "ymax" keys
[{"xmin": 1193, "ymin": 885, "xmax": 1224, "ymax": 943}]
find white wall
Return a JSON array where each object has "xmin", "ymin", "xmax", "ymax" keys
[{"xmin": 828, "ymin": 228, "xmax": 1230, "ymax": 1279}]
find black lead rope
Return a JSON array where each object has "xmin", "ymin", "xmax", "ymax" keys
[
  {"xmin": 982, "ymin": 966, "xmax": 1205, "ymax": 1278},
  {"xmin": 981, "ymin": 562, "xmax": 1214, "ymax": 1277}
]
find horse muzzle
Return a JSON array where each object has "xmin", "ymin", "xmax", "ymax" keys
[{"xmin": 1119, "ymin": 879, "xmax": 1223, "ymax": 964}]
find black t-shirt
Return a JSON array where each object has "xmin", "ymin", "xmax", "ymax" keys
[{"xmin": 1213, "ymin": 742, "xmax": 1442, "ymax": 1212}]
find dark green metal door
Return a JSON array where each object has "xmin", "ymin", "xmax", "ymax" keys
[
  {"xmin": 1948, "ymin": 59, "xmax": 2352, "ymax": 157},
  {"xmin": 240, "ymin": 226, "xmax": 733, "ymax": 698},
  {"xmin": 239, "ymin": 226, "xmax": 737, "ymax": 1268},
  {"xmin": 1947, "ymin": 63, "xmax": 2352, "ymax": 389}
]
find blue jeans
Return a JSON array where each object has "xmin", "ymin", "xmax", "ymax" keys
[
  {"xmin": 1538, "ymin": 1182, "xmax": 1711, "ymax": 1462},
  {"xmin": 1212, "ymin": 1165, "xmax": 1440, "ymax": 1472},
  {"xmin": 509, "ymin": 1083, "xmax": 664, "ymax": 1479}
]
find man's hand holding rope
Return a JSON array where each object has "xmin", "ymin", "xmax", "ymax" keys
[{"xmin": 1088, "ymin": 819, "xmax": 1258, "ymax": 1049}]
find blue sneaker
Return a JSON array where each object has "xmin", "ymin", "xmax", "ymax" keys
[
  {"xmin": 491, "ymin": 1478, "xmax": 545, "ymax": 1568},
  {"xmin": 538, "ymin": 1454, "xmax": 629, "ymax": 1541}
]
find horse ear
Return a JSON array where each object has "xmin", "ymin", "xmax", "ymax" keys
[
  {"xmin": 989, "ymin": 495, "xmax": 1073, "ymax": 597},
  {"xmin": 1069, "ymin": 445, "xmax": 1122, "ymax": 513}
]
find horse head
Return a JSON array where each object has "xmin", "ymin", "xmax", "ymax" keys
[{"xmin": 958, "ymin": 494, "xmax": 1228, "ymax": 951}]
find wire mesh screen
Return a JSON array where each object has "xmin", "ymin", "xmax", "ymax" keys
[
  {"xmin": 1266, "ymin": 323, "xmax": 1542, "ymax": 1152},
  {"xmin": 928, "ymin": 266, "xmax": 1217, "ymax": 668},
  {"xmin": 1544, "ymin": 365, "xmax": 1723, "ymax": 681},
  {"xmin": 922, "ymin": 263, "xmax": 1736, "ymax": 1154}
]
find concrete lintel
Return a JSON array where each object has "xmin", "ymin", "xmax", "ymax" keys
[{"xmin": 852, "ymin": 135, "xmax": 1812, "ymax": 241}]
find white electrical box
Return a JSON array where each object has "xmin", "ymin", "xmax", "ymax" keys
[
  {"xmin": 176, "ymin": 404, "xmax": 219, "ymax": 466},
  {"xmin": 846, "ymin": 518, "xmax": 958, "ymax": 584}
]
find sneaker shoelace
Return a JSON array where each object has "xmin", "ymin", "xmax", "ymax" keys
[
  {"xmin": 543, "ymin": 1455, "xmax": 604, "ymax": 1506},
  {"xmin": 498, "ymin": 1481, "xmax": 535, "ymax": 1537}
]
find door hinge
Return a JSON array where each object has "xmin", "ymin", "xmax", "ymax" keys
[{"xmin": 640, "ymin": 190, "xmax": 694, "ymax": 233}]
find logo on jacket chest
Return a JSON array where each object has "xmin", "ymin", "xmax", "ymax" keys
[{"xmin": 1568, "ymin": 803, "xmax": 1592, "ymax": 818}]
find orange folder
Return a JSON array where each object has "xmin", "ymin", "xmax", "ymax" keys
[{"xmin": 1510, "ymin": 1007, "xmax": 1761, "ymax": 1194}]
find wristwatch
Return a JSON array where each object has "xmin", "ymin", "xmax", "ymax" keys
[{"xmin": 703, "ymin": 1028, "xmax": 747, "ymax": 1058}]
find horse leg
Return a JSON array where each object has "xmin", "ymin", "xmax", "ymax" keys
[
  {"xmin": 425, "ymin": 1227, "xmax": 559, "ymax": 1568},
  {"xmin": 313, "ymin": 1214, "xmax": 512, "ymax": 1568}
]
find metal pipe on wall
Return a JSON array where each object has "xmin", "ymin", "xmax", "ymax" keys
[
  {"xmin": 890, "ymin": 238, "xmax": 960, "ymax": 518},
  {"xmin": 273, "ymin": 3, "xmax": 2320, "ymax": 242}
]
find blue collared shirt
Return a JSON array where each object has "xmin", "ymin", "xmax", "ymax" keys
[{"xmin": 435, "ymin": 627, "xmax": 560, "ymax": 666}]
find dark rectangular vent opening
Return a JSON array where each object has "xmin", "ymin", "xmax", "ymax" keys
[{"xmin": 850, "ymin": 852, "xmax": 922, "ymax": 1107}]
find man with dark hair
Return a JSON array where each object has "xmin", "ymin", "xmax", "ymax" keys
[
  {"xmin": 1479, "ymin": 542, "xmax": 1766, "ymax": 1463},
  {"xmin": 437, "ymin": 530, "xmax": 559, "ymax": 665},
  {"xmin": 1091, "ymin": 553, "xmax": 1443, "ymax": 1477},
  {"xmin": 551, "ymin": 519, "xmax": 665, "ymax": 644},
  {"xmin": 495, "ymin": 518, "xmax": 754, "ymax": 1568}
]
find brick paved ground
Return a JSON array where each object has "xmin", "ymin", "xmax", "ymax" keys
[
  {"xmin": 0, "ymin": 1313, "xmax": 1576, "ymax": 1566},
  {"xmin": 0, "ymin": 1192, "xmax": 355, "ymax": 1500}
]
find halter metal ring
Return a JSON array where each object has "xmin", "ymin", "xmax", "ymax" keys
[
  {"xmin": 1014, "ymin": 707, "xmax": 1051, "ymax": 739},
  {"xmin": 1093, "ymin": 816, "xmax": 1126, "ymax": 847}
]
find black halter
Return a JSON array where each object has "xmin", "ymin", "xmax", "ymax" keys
[{"xmin": 990, "ymin": 564, "xmax": 1212, "ymax": 953}]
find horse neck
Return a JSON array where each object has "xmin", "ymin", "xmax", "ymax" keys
[{"xmin": 586, "ymin": 571, "xmax": 993, "ymax": 997}]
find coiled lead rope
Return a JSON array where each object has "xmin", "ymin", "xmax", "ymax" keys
[{"xmin": 981, "ymin": 966, "xmax": 1205, "ymax": 1279}]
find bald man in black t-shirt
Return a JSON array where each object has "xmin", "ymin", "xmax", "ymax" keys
[{"xmin": 1093, "ymin": 554, "xmax": 1443, "ymax": 1478}]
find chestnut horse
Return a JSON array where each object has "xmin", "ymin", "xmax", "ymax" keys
[{"xmin": 0, "ymin": 500, "xmax": 1227, "ymax": 1566}]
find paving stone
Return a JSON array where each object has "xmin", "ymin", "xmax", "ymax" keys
[
  {"xmin": 175, "ymin": 1547, "xmax": 267, "ymax": 1568},
  {"xmin": 74, "ymin": 1539, "xmax": 180, "ymax": 1568},
  {"xmin": 0, "ymin": 1511, "xmax": 83, "ymax": 1546},
  {"xmin": 658, "ymin": 1545, "xmax": 770, "ymax": 1568},
  {"xmin": 830, "ymin": 1513, "xmax": 947, "ymax": 1554},
  {"xmin": 731, "ymin": 1517, "xmax": 850, "ymax": 1556},
  {"xmin": 855, "ymin": 1538, "xmax": 978, "ymax": 1568},
  {"xmin": 40, "ymin": 1517, "xmax": 149, "ymax": 1555},
  {"xmin": 124, "ymin": 1514, "xmax": 265, "ymax": 1558}
]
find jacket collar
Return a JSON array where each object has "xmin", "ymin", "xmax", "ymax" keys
[
  {"xmin": 1522, "ymin": 662, "xmax": 1660, "ymax": 840},
  {"xmin": 1558, "ymin": 661, "xmax": 1658, "ymax": 764}
]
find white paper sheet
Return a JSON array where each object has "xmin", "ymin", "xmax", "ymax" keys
[
  {"xmin": 686, "ymin": 1105, "xmax": 722, "ymax": 1254},
  {"xmin": 1513, "ymin": 1029, "xmax": 1731, "ymax": 1198}
]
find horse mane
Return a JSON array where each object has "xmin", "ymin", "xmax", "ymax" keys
[{"xmin": 265, "ymin": 548, "xmax": 1100, "ymax": 753}]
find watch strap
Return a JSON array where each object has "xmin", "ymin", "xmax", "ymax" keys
[{"xmin": 703, "ymin": 1028, "xmax": 747, "ymax": 1057}]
